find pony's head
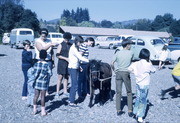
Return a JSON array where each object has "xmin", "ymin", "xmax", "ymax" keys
[{"xmin": 89, "ymin": 60, "xmax": 101, "ymax": 82}]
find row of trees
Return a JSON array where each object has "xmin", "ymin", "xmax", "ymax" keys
[
  {"xmin": 60, "ymin": 7, "xmax": 90, "ymax": 26},
  {"xmin": 0, "ymin": 0, "xmax": 40, "ymax": 36},
  {"xmin": 58, "ymin": 8, "xmax": 180, "ymax": 36}
]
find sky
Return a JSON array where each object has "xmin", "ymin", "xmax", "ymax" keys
[{"xmin": 24, "ymin": 0, "xmax": 180, "ymax": 22}]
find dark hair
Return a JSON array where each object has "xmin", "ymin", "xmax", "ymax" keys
[
  {"xmin": 139, "ymin": 48, "xmax": 150, "ymax": 62},
  {"xmin": 23, "ymin": 40, "xmax": 31, "ymax": 46},
  {"xmin": 63, "ymin": 32, "xmax": 72, "ymax": 41},
  {"xmin": 39, "ymin": 50, "xmax": 47, "ymax": 60},
  {"xmin": 74, "ymin": 35, "xmax": 84, "ymax": 50},
  {"xmin": 162, "ymin": 45, "xmax": 168, "ymax": 51},
  {"xmin": 40, "ymin": 28, "xmax": 49, "ymax": 36},
  {"xmin": 85, "ymin": 37, "xmax": 95, "ymax": 47},
  {"xmin": 121, "ymin": 39, "xmax": 132, "ymax": 48}
]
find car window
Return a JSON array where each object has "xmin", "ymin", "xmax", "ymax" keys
[
  {"xmin": 52, "ymin": 34, "xmax": 62, "ymax": 38},
  {"xmin": 19, "ymin": 31, "xmax": 32, "ymax": 35},
  {"xmin": 137, "ymin": 39, "xmax": 145, "ymax": 46},
  {"xmin": 107, "ymin": 37, "xmax": 115, "ymax": 41},
  {"xmin": 150, "ymin": 39, "xmax": 164, "ymax": 45}
]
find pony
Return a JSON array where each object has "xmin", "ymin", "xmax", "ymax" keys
[{"xmin": 88, "ymin": 59, "xmax": 113, "ymax": 108}]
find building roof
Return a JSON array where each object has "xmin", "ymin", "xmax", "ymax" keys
[{"xmin": 60, "ymin": 26, "xmax": 170, "ymax": 38}]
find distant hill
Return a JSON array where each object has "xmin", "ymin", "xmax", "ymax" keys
[{"xmin": 47, "ymin": 18, "xmax": 60, "ymax": 24}]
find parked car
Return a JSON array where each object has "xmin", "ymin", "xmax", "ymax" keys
[
  {"xmin": 47, "ymin": 32, "xmax": 63, "ymax": 44},
  {"xmin": 10, "ymin": 28, "xmax": 34, "ymax": 49},
  {"xmin": 2, "ymin": 33, "xmax": 10, "ymax": 44},
  {"xmin": 170, "ymin": 50, "xmax": 180, "ymax": 64},
  {"xmin": 117, "ymin": 36, "xmax": 171, "ymax": 61},
  {"xmin": 114, "ymin": 35, "xmax": 134, "ymax": 47},
  {"xmin": 168, "ymin": 39, "xmax": 180, "ymax": 51},
  {"xmin": 95, "ymin": 36, "xmax": 119, "ymax": 49}
]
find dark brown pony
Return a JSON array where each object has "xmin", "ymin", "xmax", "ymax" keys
[{"xmin": 88, "ymin": 59, "xmax": 113, "ymax": 108}]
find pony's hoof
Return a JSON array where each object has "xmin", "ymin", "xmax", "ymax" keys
[{"xmin": 88, "ymin": 104, "xmax": 92, "ymax": 108}]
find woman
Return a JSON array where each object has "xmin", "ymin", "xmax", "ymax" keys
[
  {"xmin": 34, "ymin": 28, "xmax": 57, "ymax": 95},
  {"xmin": 68, "ymin": 36, "xmax": 89, "ymax": 106},
  {"xmin": 55, "ymin": 32, "xmax": 72, "ymax": 98}
]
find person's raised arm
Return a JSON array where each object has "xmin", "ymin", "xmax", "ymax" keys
[{"xmin": 35, "ymin": 41, "xmax": 56, "ymax": 51}]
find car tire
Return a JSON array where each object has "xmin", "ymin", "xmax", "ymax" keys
[
  {"xmin": 10, "ymin": 44, "xmax": 13, "ymax": 48},
  {"xmin": 109, "ymin": 44, "xmax": 114, "ymax": 49},
  {"xmin": 15, "ymin": 45, "xmax": 18, "ymax": 49},
  {"xmin": 97, "ymin": 44, "xmax": 101, "ymax": 49}
]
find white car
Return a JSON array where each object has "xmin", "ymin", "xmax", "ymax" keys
[
  {"xmin": 47, "ymin": 32, "xmax": 63, "ymax": 44},
  {"xmin": 2, "ymin": 33, "xmax": 10, "ymax": 44},
  {"xmin": 116, "ymin": 36, "xmax": 171, "ymax": 61},
  {"xmin": 95, "ymin": 36, "xmax": 120, "ymax": 49}
]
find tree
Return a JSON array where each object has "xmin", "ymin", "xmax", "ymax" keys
[
  {"xmin": 60, "ymin": 17, "xmax": 77, "ymax": 26},
  {"xmin": 16, "ymin": 9, "xmax": 40, "ymax": 32},
  {"xmin": 0, "ymin": 1, "xmax": 40, "ymax": 34},
  {"xmin": 101, "ymin": 20, "xmax": 113, "ymax": 28},
  {"xmin": 0, "ymin": 0, "xmax": 23, "ymax": 5},
  {"xmin": 78, "ymin": 21, "xmax": 95, "ymax": 27},
  {"xmin": 163, "ymin": 13, "xmax": 175, "ymax": 27},
  {"xmin": 112, "ymin": 21, "xmax": 122, "ymax": 29},
  {"xmin": 169, "ymin": 19, "xmax": 180, "ymax": 37},
  {"xmin": 151, "ymin": 15, "xmax": 164, "ymax": 31},
  {"xmin": 134, "ymin": 19, "xmax": 152, "ymax": 31}
]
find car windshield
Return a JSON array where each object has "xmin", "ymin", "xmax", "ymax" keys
[
  {"xmin": 19, "ymin": 31, "xmax": 32, "ymax": 35},
  {"xmin": 52, "ymin": 34, "xmax": 62, "ymax": 38},
  {"xmin": 150, "ymin": 39, "xmax": 164, "ymax": 45}
]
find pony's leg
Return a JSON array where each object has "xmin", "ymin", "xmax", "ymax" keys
[
  {"xmin": 99, "ymin": 89, "xmax": 104, "ymax": 106},
  {"xmin": 109, "ymin": 89, "xmax": 113, "ymax": 101}
]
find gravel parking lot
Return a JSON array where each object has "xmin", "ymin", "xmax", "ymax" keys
[{"xmin": 0, "ymin": 45, "xmax": 179, "ymax": 123}]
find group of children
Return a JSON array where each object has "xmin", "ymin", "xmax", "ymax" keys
[{"xmin": 21, "ymin": 37, "xmax": 180, "ymax": 121}]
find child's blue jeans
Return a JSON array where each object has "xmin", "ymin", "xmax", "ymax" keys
[{"xmin": 133, "ymin": 84, "xmax": 149, "ymax": 118}]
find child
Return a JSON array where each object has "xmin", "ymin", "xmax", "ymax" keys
[
  {"xmin": 158, "ymin": 44, "xmax": 169, "ymax": 70},
  {"xmin": 33, "ymin": 50, "xmax": 52, "ymax": 116},
  {"xmin": 22, "ymin": 40, "xmax": 32, "ymax": 100},
  {"xmin": 160, "ymin": 59, "xmax": 180, "ymax": 99},
  {"xmin": 128, "ymin": 48, "xmax": 156, "ymax": 123}
]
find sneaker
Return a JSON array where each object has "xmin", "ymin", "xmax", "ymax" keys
[
  {"xmin": 128, "ymin": 112, "xmax": 134, "ymax": 117},
  {"xmin": 137, "ymin": 117, "xmax": 144, "ymax": 123},
  {"xmin": 22, "ymin": 96, "xmax": 28, "ymax": 100},
  {"xmin": 117, "ymin": 111, "xmax": 125, "ymax": 116},
  {"xmin": 55, "ymin": 93, "xmax": 59, "ymax": 99},
  {"xmin": 63, "ymin": 93, "xmax": 69, "ymax": 97}
]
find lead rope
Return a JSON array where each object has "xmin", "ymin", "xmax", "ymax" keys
[{"xmin": 99, "ymin": 77, "xmax": 112, "ymax": 90}]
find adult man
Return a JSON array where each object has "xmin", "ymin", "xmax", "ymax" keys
[
  {"xmin": 78, "ymin": 37, "xmax": 95, "ymax": 100},
  {"xmin": 111, "ymin": 39, "xmax": 134, "ymax": 116},
  {"xmin": 35, "ymin": 28, "xmax": 57, "ymax": 95}
]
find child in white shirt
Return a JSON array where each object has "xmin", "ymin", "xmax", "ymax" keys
[{"xmin": 128, "ymin": 48, "xmax": 156, "ymax": 123}]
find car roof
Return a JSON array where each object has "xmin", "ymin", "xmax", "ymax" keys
[
  {"xmin": 131, "ymin": 35, "xmax": 161, "ymax": 40},
  {"xmin": 11, "ymin": 28, "xmax": 33, "ymax": 31},
  {"xmin": 48, "ymin": 32, "xmax": 63, "ymax": 35}
]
